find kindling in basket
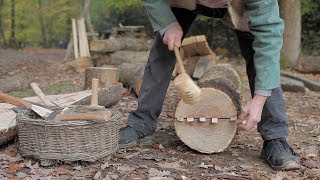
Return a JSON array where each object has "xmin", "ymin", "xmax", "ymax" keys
[{"xmin": 16, "ymin": 110, "xmax": 120, "ymax": 162}]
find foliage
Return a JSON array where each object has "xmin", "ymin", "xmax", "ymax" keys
[
  {"xmin": 1, "ymin": 0, "xmax": 81, "ymax": 47},
  {"xmin": 104, "ymin": 0, "xmax": 142, "ymax": 11},
  {"xmin": 301, "ymin": 0, "xmax": 319, "ymax": 16},
  {"xmin": 0, "ymin": 0, "xmax": 319, "ymax": 55},
  {"xmin": 301, "ymin": 1, "xmax": 320, "ymax": 55}
]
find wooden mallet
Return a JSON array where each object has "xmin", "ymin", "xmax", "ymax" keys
[{"xmin": 173, "ymin": 47, "xmax": 202, "ymax": 104}]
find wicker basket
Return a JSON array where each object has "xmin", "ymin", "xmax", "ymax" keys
[{"xmin": 16, "ymin": 110, "xmax": 120, "ymax": 162}]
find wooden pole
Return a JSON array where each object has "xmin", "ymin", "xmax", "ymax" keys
[{"xmin": 71, "ymin": 19, "xmax": 79, "ymax": 59}]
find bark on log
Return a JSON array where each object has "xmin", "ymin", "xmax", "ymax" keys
[
  {"xmin": 84, "ymin": 66, "xmax": 118, "ymax": 89},
  {"xmin": 90, "ymin": 38, "xmax": 151, "ymax": 52},
  {"xmin": 74, "ymin": 83, "xmax": 123, "ymax": 107},
  {"xmin": 174, "ymin": 63, "xmax": 241, "ymax": 154},
  {"xmin": 110, "ymin": 50, "xmax": 149, "ymax": 65},
  {"xmin": 0, "ymin": 74, "xmax": 31, "ymax": 93},
  {"xmin": 297, "ymin": 56, "xmax": 320, "ymax": 73},
  {"xmin": 118, "ymin": 63, "xmax": 145, "ymax": 96}
]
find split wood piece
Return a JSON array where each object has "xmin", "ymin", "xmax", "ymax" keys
[
  {"xmin": 79, "ymin": 17, "xmax": 90, "ymax": 57},
  {"xmin": 172, "ymin": 55, "xmax": 216, "ymax": 78},
  {"xmin": 0, "ymin": 103, "xmax": 17, "ymax": 146},
  {"xmin": 77, "ymin": 18, "xmax": 85, "ymax": 58},
  {"xmin": 181, "ymin": 35, "xmax": 214, "ymax": 57},
  {"xmin": 0, "ymin": 92, "xmax": 53, "ymax": 119},
  {"xmin": 30, "ymin": 82, "xmax": 56, "ymax": 107},
  {"xmin": 118, "ymin": 63, "xmax": 145, "ymax": 96},
  {"xmin": 84, "ymin": 67, "xmax": 118, "ymax": 89},
  {"xmin": 192, "ymin": 55, "xmax": 216, "ymax": 79},
  {"xmin": 71, "ymin": 19, "xmax": 79, "ymax": 59},
  {"xmin": 89, "ymin": 38, "xmax": 150, "ymax": 52},
  {"xmin": 53, "ymin": 111, "xmax": 112, "ymax": 122}
]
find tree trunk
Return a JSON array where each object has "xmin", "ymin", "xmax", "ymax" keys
[
  {"xmin": 0, "ymin": 0, "xmax": 7, "ymax": 46},
  {"xmin": 83, "ymin": 0, "xmax": 96, "ymax": 40},
  {"xmin": 38, "ymin": 0, "xmax": 48, "ymax": 47},
  {"xmin": 10, "ymin": 0, "xmax": 15, "ymax": 39},
  {"xmin": 280, "ymin": 0, "xmax": 301, "ymax": 68}
]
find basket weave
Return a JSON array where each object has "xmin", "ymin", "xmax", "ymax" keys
[{"xmin": 16, "ymin": 110, "xmax": 120, "ymax": 162}]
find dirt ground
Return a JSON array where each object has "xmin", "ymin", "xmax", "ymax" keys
[{"xmin": 0, "ymin": 48, "xmax": 319, "ymax": 179}]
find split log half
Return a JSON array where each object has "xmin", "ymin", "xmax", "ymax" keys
[
  {"xmin": 174, "ymin": 63, "xmax": 241, "ymax": 153},
  {"xmin": 84, "ymin": 66, "xmax": 119, "ymax": 89},
  {"xmin": 0, "ymin": 103, "xmax": 17, "ymax": 146},
  {"xmin": 118, "ymin": 63, "xmax": 145, "ymax": 96},
  {"xmin": 181, "ymin": 35, "xmax": 214, "ymax": 57}
]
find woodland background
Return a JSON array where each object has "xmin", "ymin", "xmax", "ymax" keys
[{"xmin": 0, "ymin": 0, "xmax": 319, "ymax": 67}]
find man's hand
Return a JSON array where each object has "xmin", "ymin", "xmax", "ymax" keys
[
  {"xmin": 163, "ymin": 24, "xmax": 183, "ymax": 50},
  {"xmin": 237, "ymin": 95, "xmax": 267, "ymax": 131}
]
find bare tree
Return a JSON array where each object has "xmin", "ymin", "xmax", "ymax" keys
[
  {"xmin": 280, "ymin": 0, "xmax": 301, "ymax": 68},
  {"xmin": 0, "ymin": 0, "xmax": 7, "ymax": 46}
]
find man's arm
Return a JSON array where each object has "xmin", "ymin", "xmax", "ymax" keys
[
  {"xmin": 143, "ymin": 0, "xmax": 178, "ymax": 32},
  {"xmin": 238, "ymin": 0, "xmax": 284, "ymax": 130},
  {"xmin": 143, "ymin": 0, "xmax": 183, "ymax": 50},
  {"xmin": 245, "ymin": 0, "xmax": 284, "ymax": 91}
]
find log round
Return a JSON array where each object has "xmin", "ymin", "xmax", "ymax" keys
[
  {"xmin": 84, "ymin": 66, "xmax": 118, "ymax": 89},
  {"xmin": 118, "ymin": 63, "xmax": 145, "ymax": 96},
  {"xmin": 174, "ymin": 64, "xmax": 241, "ymax": 154}
]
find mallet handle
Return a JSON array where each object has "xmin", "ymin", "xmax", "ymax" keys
[{"xmin": 174, "ymin": 47, "xmax": 187, "ymax": 74}]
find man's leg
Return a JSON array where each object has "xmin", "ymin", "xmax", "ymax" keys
[
  {"xmin": 119, "ymin": 8, "xmax": 198, "ymax": 145},
  {"xmin": 235, "ymin": 30, "xmax": 300, "ymax": 170}
]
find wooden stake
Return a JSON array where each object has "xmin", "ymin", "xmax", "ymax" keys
[{"xmin": 71, "ymin": 19, "xmax": 79, "ymax": 59}]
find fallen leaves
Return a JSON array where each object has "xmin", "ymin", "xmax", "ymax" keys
[{"xmin": 6, "ymin": 162, "xmax": 25, "ymax": 173}]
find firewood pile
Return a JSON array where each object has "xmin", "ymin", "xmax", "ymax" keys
[{"xmin": 89, "ymin": 25, "xmax": 152, "ymax": 67}]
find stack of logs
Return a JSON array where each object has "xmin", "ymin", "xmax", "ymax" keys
[{"xmin": 89, "ymin": 26, "xmax": 151, "ymax": 66}]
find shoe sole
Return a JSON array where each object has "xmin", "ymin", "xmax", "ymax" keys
[
  {"xmin": 119, "ymin": 135, "xmax": 155, "ymax": 149},
  {"xmin": 270, "ymin": 160, "xmax": 301, "ymax": 171},
  {"xmin": 261, "ymin": 154, "xmax": 301, "ymax": 171}
]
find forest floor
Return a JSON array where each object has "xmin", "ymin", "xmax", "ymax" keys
[{"xmin": 0, "ymin": 48, "xmax": 319, "ymax": 180}]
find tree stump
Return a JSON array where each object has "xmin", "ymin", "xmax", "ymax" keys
[
  {"xmin": 84, "ymin": 66, "xmax": 118, "ymax": 89},
  {"xmin": 174, "ymin": 64, "xmax": 241, "ymax": 153},
  {"xmin": 118, "ymin": 63, "xmax": 145, "ymax": 96}
]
